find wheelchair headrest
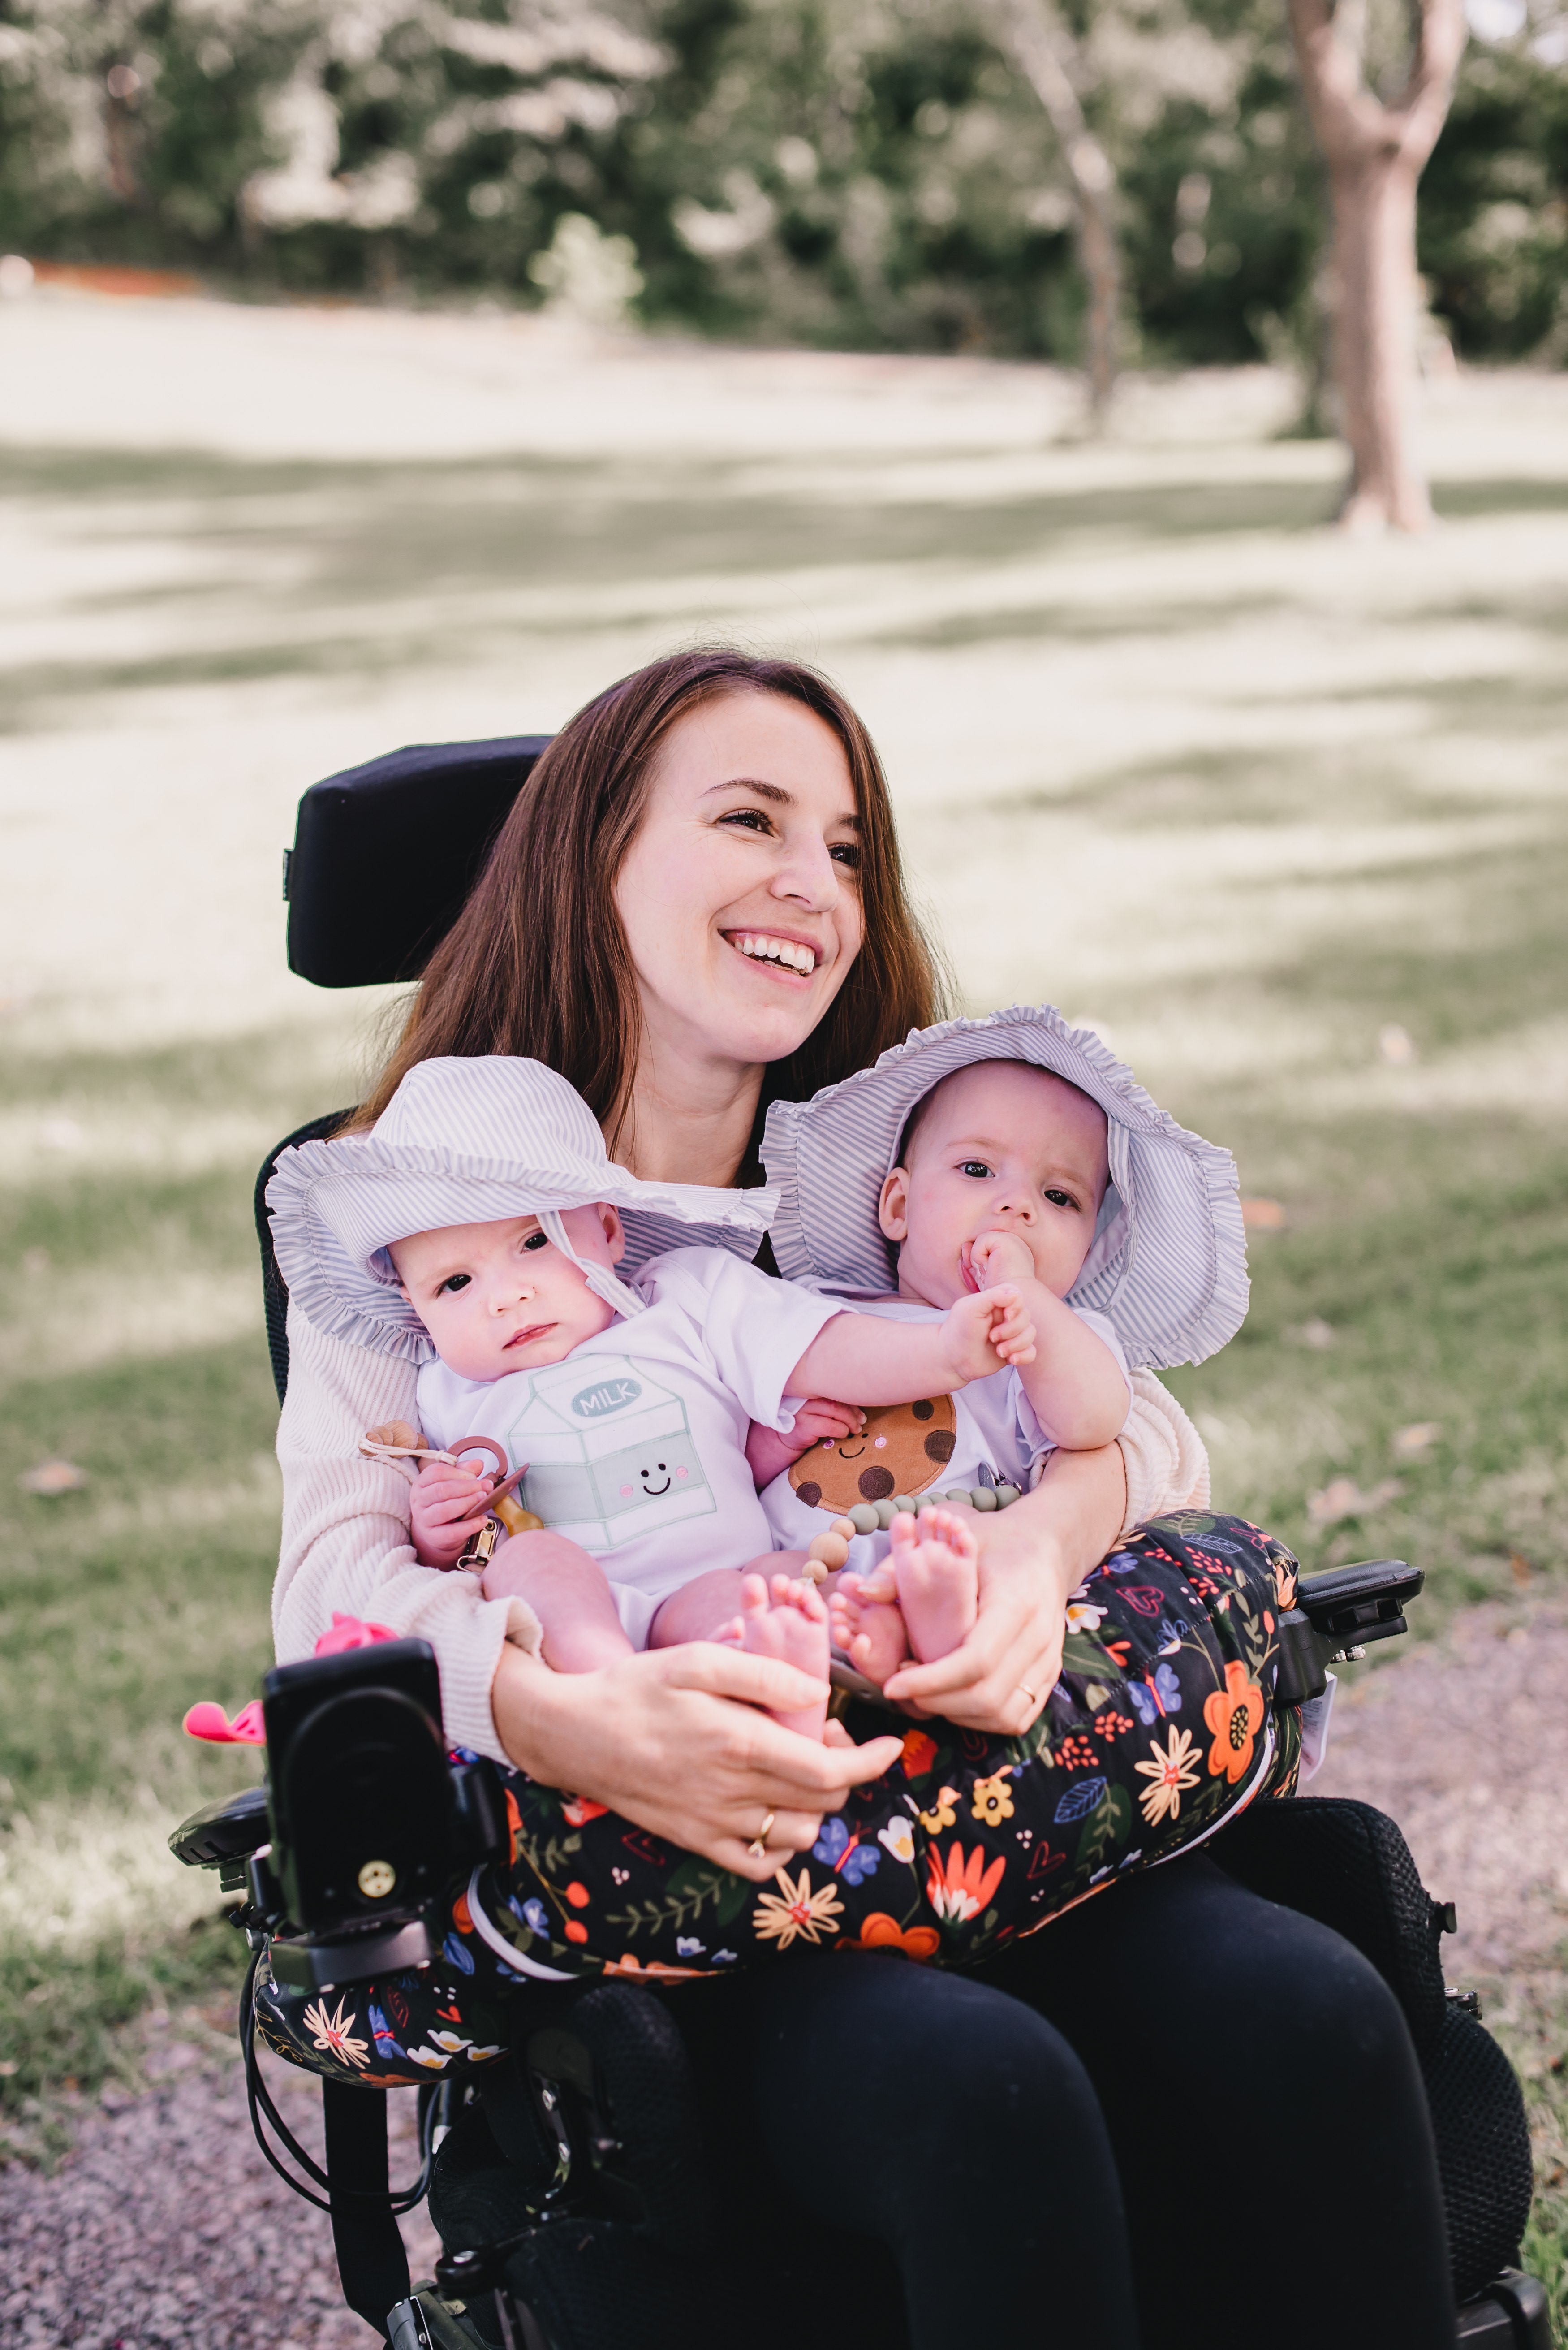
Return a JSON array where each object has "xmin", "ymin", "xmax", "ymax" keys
[{"xmin": 285, "ymin": 735, "xmax": 551, "ymax": 987}]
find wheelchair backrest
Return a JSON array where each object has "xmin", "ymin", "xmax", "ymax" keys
[
  {"xmin": 262, "ymin": 734, "xmax": 551, "ymax": 1396},
  {"xmin": 285, "ymin": 734, "xmax": 550, "ymax": 987}
]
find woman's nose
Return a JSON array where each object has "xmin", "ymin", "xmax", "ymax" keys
[{"xmin": 769, "ymin": 829, "xmax": 841, "ymax": 911}]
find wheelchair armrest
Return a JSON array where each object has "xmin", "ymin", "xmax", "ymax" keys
[{"xmin": 169, "ymin": 1782, "xmax": 271, "ymax": 1869}]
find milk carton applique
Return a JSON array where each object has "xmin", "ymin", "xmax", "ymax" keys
[{"xmin": 504, "ymin": 1356, "xmax": 715, "ymax": 1551}]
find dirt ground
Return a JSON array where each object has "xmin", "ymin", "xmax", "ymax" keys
[{"xmin": 4, "ymin": 1600, "xmax": 1560, "ymax": 2348}]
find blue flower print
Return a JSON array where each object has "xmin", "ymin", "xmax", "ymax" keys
[
  {"xmin": 1054, "ymin": 1775, "xmax": 1109, "ymax": 1824},
  {"xmin": 443, "ymin": 1931, "xmax": 476, "ymax": 1974},
  {"xmin": 1156, "ymin": 1615, "xmax": 1190, "ymax": 1654},
  {"xmin": 510, "ymin": 1896, "xmax": 551, "ymax": 1939}
]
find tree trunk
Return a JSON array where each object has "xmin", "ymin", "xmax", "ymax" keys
[
  {"xmin": 1288, "ymin": 0, "xmax": 1466, "ymax": 532},
  {"xmin": 991, "ymin": 0, "xmax": 1122, "ymax": 427},
  {"xmin": 1328, "ymin": 148, "xmax": 1427, "ymax": 528}
]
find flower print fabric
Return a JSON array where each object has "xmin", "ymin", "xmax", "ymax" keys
[{"xmin": 255, "ymin": 1513, "xmax": 1304, "ymax": 2091}]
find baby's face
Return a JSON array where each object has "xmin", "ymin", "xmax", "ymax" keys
[
  {"xmin": 879, "ymin": 1061, "xmax": 1109, "ymax": 1310},
  {"xmin": 390, "ymin": 1205, "xmax": 623, "ymax": 1383}
]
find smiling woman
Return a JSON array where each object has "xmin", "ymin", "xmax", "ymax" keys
[{"xmin": 345, "ymin": 650, "xmax": 939, "ymax": 1194}]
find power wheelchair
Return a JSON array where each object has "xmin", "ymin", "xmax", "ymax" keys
[{"xmin": 172, "ymin": 736, "xmax": 1549, "ymax": 2350}]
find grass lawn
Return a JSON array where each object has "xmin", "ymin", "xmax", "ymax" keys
[{"xmin": 1, "ymin": 302, "xmax": 1565, "ymax": 2306}]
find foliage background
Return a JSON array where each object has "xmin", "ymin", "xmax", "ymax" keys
[{"xmin": 1, "ymin": 0, "xmax": 1565, "ymax": 369}]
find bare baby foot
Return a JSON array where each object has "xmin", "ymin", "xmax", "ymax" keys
[
  {"xmin": 890, "ymin": 1505, "xmax": 980, "ymax": 1664},
  {"xmin": 830, "ymin": 1565, "xmax": 911, "ymax": 1690},
  {"xmin": 721, "ymin": 1572, "xmax": 831, "ymax": 1740}
]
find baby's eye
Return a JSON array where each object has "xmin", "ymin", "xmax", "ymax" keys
[
  {"xmin": 522, "ymin": 1231, "xmax": 549, "ymax": 1252},
  {"xmin": 1043, "ymin": 1188, "xmax": 1079, "ymax": 1211},
  {"xmin": 437, "ymin": 1272, "xmax": 472, "ymax": 1296},
  {"xmin": 959, "ymin": 1160, "xmax": 992, "ymax": 1180}
]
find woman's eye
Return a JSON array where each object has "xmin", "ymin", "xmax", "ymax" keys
[
  {"xmin": 828, "ymin": 841, "xmax": 861, "ymax": 869},
  {"xmin": 437, "ymin": 1272, "xmax": 472, "ymax": 1296},
  {"xmin": 959, "ymin": 1161, "xmax": 992, "ymax": 1179},
  {"xmin": 522, "ymin": 1232, "xmax": 548, "ymax": 1252},
  {"xmin": 719, "ymin": 807, "xmax": 773, "ymax": 836}
]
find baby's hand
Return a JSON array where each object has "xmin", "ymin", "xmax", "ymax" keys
[
  {"xmin": 969, "ymin": 1228, "xmax": 1037, "ymax": 1289},
  {"xmin": 745, "ymin": 1401, "xmax": 865, "ymax": 1490},
  {"xmin": 409, "ymin": 1459, "xmax": 493, "ymax": 1569},
  {"xmin": 941, "ymin": 1286, "xmax": 1038, "ymax": 1382}
]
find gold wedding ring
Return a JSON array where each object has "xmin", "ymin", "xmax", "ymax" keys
[
  {"xmin": 747, "ymin": 1810, "xmax": 777, "ymax": 1859},
  {"xmin": 1017, "ymin": 1683, "xmax": 1038, "ymax": 1705}
]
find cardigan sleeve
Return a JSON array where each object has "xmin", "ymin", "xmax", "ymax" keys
[
  {"xmin": 1114, "ymin": 1370, "xmax": 1210, "ymax": 1536},
  {"xmin": 273, "ymin": 1298, "xmax": 544, "ymax": 1764}
]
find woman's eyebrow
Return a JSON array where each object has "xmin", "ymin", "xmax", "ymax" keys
[{"xmin": 698, "ymin": 777, "xmax": 860, "ymax": 825}]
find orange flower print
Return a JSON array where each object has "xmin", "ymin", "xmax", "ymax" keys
[
  {"xmin": 561, "ymin": 1794, "xmax": 609, "ymax": 1827},
  {"xmin": 604, "ymin": 1954, "xmax": 707, "ymax": 1983},
  {"xmin": 1203, "ymin": 1661, "xmax": 1266, "ymax": 1784},
  {"xmin": 900, "ymin": 1730, "xmax": 939, "ymax": 1780},
  {"xmin": 926, "ymin": 1842, "xmax": 1007, "ymax": 1925},
  {"xmin": 839, "ymin": 1913, "xmax": 942, "ymax": 1961}
]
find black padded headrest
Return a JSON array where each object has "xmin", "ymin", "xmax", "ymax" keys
[{"xmin": 285, "ymin": 735, "xmax": 551, "ymax": 987}]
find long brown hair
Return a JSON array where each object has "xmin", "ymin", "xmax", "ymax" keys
[{"xmin": 349, "ymin": 648, "xmax": 950, "ymax": 1162}]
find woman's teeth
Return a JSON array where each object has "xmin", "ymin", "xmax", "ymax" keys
[{"xmin": 732, "ymin": 932, "xmax": 817, "ymax": 975}]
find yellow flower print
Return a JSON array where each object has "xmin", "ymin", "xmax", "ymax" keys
[
  {"xmin": 753, "ymin": 1866, "xmax": 846, "ymax": 1951},
  {"xmin": 1133, "ymin": 1726, "xmax": 1202, "ymax": 1826},
  {"xmin": 917, "ymin": 1785, "xmax": 960, "ymax": 1834},
  {"xmin": 970, "ymin": 1771, "xmax": 1016, "ymax": 1827},
  {"xmin": 303, "ymin": 1995, "xmax": 369, "ymax": 2070}
]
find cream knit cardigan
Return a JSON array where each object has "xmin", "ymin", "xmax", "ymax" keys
[{"xmin": 273, "ymin": 1297, "xmax": 1210, "ymax": 1766}]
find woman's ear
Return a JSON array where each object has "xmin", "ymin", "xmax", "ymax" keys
[
  {"xmin": 878, "ymin": 1168, "xmax": 909, "ymax": 1243},
  {"xmin": 599, "ymin": 1204, "xmax": 627, "ymax": 1262}
]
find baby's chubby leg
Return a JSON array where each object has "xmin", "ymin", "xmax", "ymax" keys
[
  {"xmin": 831, "ymin": 1506, "xmax": 981, "ymax": 1687},
  {"xmin": 651, "ymin": 1558, "xmax": 830, "ymax": 1742},
  {"xmin": 482, "ymin": 1530, "xmax": 635, "ymax": 1674}
]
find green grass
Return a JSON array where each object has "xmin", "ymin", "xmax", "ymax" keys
[{"xmin": 1, "ymin": 349, "xmax": 1565, "ymax": 2305}]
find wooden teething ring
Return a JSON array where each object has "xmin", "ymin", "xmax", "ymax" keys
[{"xmin": 448, "ymin": 1435, "xmax": 530, "ymax": 1509}]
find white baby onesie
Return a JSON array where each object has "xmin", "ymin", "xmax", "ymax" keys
[
  {"xmin": 760, "ymin": 1296, "xmax": 1131, "ymax": 1580},
  {"xmin": 415, "ymin": 1247, "xmax": 841, "ymax": 1647}
]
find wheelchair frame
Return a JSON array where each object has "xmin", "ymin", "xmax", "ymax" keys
[{"xmin": 172, "ymin": 736, "xmax": 1549, "ymax": 2350}]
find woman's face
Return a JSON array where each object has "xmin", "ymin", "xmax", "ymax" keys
[{"xmin": 614, "ymin": 691, "xmax": 866, "ymax": 1076}]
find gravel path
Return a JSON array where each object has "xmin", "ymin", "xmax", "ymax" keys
[
  {"xmin": 3, "ymin": 1599, "xmax": 1561, "ymax": 2346},
  {"xmin": 0, "ymin": 2026, "xmax": 438, "ymax": 2349}
]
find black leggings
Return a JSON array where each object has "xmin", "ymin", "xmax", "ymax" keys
[{"xmin": 669, "ymin": 1854, "xmax": 1456, "ymax": 2350}]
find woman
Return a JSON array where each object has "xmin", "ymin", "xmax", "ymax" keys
[{"xmin": 269, "ymin": 652, "xmax": 1455, "ymax": 2348}]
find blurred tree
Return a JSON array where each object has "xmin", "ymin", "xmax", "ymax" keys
[
  {"xmin": 0, "ymin": 0, "xmax": 1559, "ymax": 392},
  {"xmin": 1288, "ymin": 0, "xmax": 1467, "ymax": 530},
  {"xmin": 988, "ymin": 0, "xmax": 1122, "ymax": 419}
]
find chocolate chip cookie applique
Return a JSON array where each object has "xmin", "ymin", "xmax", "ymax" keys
[{"xmin": 789, "ymin": 1394, "xmax": 957, "ymax": 1512}]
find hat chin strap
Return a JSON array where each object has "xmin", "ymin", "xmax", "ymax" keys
[{"xmin": 537, "ymin": 1209, "xmax": 647, "ymax": 1320}]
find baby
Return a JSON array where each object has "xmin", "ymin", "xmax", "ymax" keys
[
  {"xmin": 266, "ymin": 1055, "xmax": 1050, "ymax": 1744},
  {"xmin": 391, "ymin": 1195, "xmax": 1039, "ymax": 1737},
  {"xmin": 758, "ymin": 1053, "xmax": 1132, "ymax": 1687}
]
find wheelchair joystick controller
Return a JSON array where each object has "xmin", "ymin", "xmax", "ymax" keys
[{"xmin": 1273, "ymin": 1558, "xmax": 1424, "ymax": 1707}]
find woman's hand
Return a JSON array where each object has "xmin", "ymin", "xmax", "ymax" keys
[
  {"xmin": 491, "ymin": 1640, "xmax": 905, "ymax": 1882},
  {"xmin": 882, "ymin": 1444, "xmax": 1128, "ymax": 1736}
]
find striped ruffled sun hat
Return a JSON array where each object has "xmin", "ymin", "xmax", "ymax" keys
[
  {"xmin": 267, "ymin": 1056, "xmax": 777, "ymax": 1363},
  {"xmin": 761, "ymin": 1005, "xmax": 1248, "ymax": 1372}
]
